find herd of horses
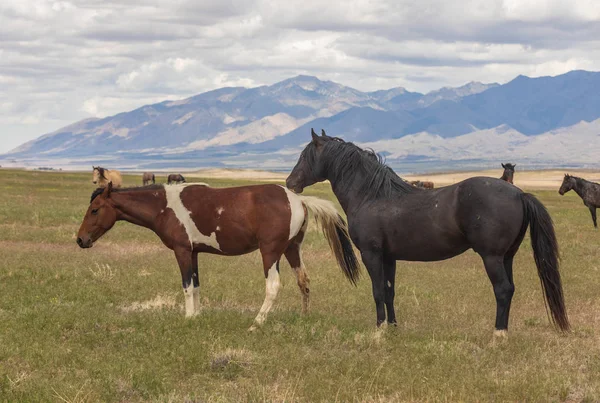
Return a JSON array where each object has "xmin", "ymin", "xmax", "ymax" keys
[
  {"xmin": 93, "ymin": 166, "xmax": 186, "ymax": 187},
  {"xmin": 79, "ymin": 130, "xmax": 600, "ymax": 338}
]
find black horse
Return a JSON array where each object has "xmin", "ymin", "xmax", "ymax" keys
[
  {"xmin": 559, "ymin": 174, "xmax": 600, "ymax": 228},
  {"xmin": 286, "ymin": 129, "xmax": 569, "ymax": 336},
  {"xmin": 501, "ymin": 163, "xmax": 516, "ymax": 184}
]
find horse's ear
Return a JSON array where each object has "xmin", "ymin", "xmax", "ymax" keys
[
  {"xmin": 105, "ymin": 181, "xmax": 113, "ymax": 198},
  {"xmin": 501, "ymin": 163, "xmax": 506, "ymax": 168},
  {"xmin": 311, "ymin": 128, "xmax": 319, "ymax": 142},
  {"xmin": 321, "ymin": 129, "xmax": 328, "ymax": 137}
]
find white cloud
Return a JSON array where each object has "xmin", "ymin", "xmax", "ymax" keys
[{"xmin": 1, "ymin": 0, "xmax": 600, "ymax": 153}]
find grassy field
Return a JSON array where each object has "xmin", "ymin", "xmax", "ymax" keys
[{"xmin": 1, "ymin": 169, "xmax": 600, "ymax": 402}]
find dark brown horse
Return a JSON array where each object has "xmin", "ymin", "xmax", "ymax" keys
[
  {"xmin": 167, "ymin": 174, "xmax": 186, "ymax": 184},
  {"xmin": 559, "ymin": 174, "xmax": 600, "ymax": 228},
  {"xmin": 501, "ymin": 163, "xmax": 516, "ymax": 184},
  {"xmin": 76, "ymin": 182, "xmax": 359, "ymax": 330},
  {"xmin": 286, "ymin": 129, "xmax": 569, "ymax": 337},
  {"xmin": 142, "ymin": 172, "xmax": 155, "ymax": 186}
]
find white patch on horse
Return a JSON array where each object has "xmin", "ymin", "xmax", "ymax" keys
[
  {"xmin": 252, "ymin": 264, "xmax": 281, "ymax": 327},
  {"xmin": 164, "ymin": 184, "xmax": 221, "ymax": 250},
  {"xmin": 183, "ymin": 282, "xmax": 195, "ymax": 317},
  {"xmin": 387, "ymin": 281, "xmax": 392, "ymax": 287},
  {"xmin": 279, "ymin": 186, "xmax": 305, "ymax": 240},
  {"xmin": 216, "ymin": 226, "xmax": 220, "ymax": 231},
  {"xmin": 217, "ymin": 207, "xmax": 224, "ymax": 215}
]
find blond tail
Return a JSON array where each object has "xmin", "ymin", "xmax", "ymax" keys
[{"xmin": 297, "ymin": 195, "xmax": 361, "ymax": 285}]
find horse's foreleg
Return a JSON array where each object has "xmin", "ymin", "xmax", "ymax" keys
[
  {"xmin": 361, "ymin": 249, "xmax": 386, "ymax": 327},
  {"xmin": 588, "ymin": 206, "xmax": 597, "ymax": 228},
  {"xmin": 481, "ymin": 254, "xmax": 514, "ymax": 338},
  {"xmin": 383, "ymin": 258, "xmax": 397, "ymax": 325},
  {"xmin": 192, "ymin": 251, "xmax": 200, "ymax": 314},
  {"xmin": 174, "ymin": 248, "xmax": 197, "ymax": 318}
]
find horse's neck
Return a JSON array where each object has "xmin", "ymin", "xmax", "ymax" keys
[
  {"xmin": 112, "ymin": 191, "xmax": 163, "ymax": 229},
  {"xmin": 572, "ymin": 179, "xmax": 589, "ymax": 199},
  {"xmin": 328, "ymin": 169, "xmax": 370, "ymax": 214}
]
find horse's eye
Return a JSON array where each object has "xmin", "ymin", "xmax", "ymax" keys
[{"xmin": 91, "ymin": 208, "xmax": 99, "ymax": 215}]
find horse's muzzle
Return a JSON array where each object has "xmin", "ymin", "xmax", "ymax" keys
[{"xmin": 76, "ymin": 237, "xmax": 93, "ymax": 248}]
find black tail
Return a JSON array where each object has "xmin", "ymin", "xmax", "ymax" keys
[{"xmin": 522, "ymin": 193, "xmax": 570, "ymax": 332}]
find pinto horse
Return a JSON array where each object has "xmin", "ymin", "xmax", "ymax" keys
[
  {"xmin": 286, "ymin": 129, "xmax": 569, "ymax": 337},
  {"xmin": 77, "ymin": 182, "xmax": 359, "ymax": 329},
  {"xmin": 559, "ymin": 174, "xmax": 600, "ymax": 228},
  {"xmin": 92, "ymin": 166, "xmax": 122, "ymax": 188},
  {"xmin": 501, "ymin": 163, "xmax": 516, "ymax": 184},
  {"xmin": 142, "ymin": 172, "xmax": 155, "ymax": 186}
]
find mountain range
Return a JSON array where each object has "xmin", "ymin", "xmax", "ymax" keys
[{"xmin": 4, "ymin": 70, "xmax": 600, "ymax": 172}]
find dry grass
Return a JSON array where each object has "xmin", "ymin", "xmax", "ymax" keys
[{"xmin": 2, "ymin": 169, "xmax": 600, "ymax": 402}]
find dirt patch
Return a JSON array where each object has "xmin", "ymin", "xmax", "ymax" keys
[
  {"xmin": 185, "ymin": 168, "xmax": 287, "ymax": 182},
  {"xmin": 120, "ymin": 294, "xmax": 178, "ymax": 313}
]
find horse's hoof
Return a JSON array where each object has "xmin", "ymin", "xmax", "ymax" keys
[
  {"xmin": 388, "ymin": 321, "xmax": 398, "ymax": 327},
  {"xmin": 491, "ymin": 329, "xmax": 509, "ymax": 346},
  {"xmin": 248, "ymin": 324, "xmax": 259, "ymax": 332}
]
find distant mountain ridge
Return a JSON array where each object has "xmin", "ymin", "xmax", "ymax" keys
[{"xmin": 4, "ymin": 70, "xmax": 600, "ymax": 172}]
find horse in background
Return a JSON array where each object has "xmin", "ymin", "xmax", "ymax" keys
[
  {"xmin": 559, "ymin": 174, "xmax": 600, "ymax": 228},
  {"xmin": 92, "ymin": 166, "xmax": 122, "ymax": 188},
  {"xmin": 500, "ymin": 163, "xmax": 516, "ymax": 184},
  {"xmin": 409, "ymin": 180, "xmax": 434, "ymax": 189},
  {"xmin": 142, "ymin": 172, "xmax": 155, "ymax": 185},
  {"xmin": 76, "ymin": 182, "xmax": 359, "ymax": 330},
  {"xmin": 167, "ymin": 174, "xmax": 186, "ymax": 184},
  {"xmin": 286, "ymin": 129, "xmax": 569, "ymax": 336}
]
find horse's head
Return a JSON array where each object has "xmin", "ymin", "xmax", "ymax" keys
[
  {"xmin": 286, "ymin": 129, "xmax": 332, "ymax": 193},
  {"xmin": 77, "ymin": 182, "xmax": 117, "ymax": 248},
  {"xmin": 501, "ymin": 163, "xmax": 516, "ymax": 172},
  {"xmin": 92, "ymin": 166, "xmax": 105, "ymax": 184},
  {"xmin": 558, "ymin": 174, "xmax": 574, "ymax": 195}
]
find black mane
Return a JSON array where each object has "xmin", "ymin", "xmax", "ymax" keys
[
  {"xmin": 94, "ymin": 166, "xmax": 107, "ymax": 179},
  {"xmin": 308, "ymin": 137, "xmax": 415, "ymax": 206},
  {"xmin": 89, "ymin": 184, "xmax": 164, "ymax": 203}
]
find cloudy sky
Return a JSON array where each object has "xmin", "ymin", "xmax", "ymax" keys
[{"xmin": 1, "ymin": 0, "xmax": 600, "ymax": 153}]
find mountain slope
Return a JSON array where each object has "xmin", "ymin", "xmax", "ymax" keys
[{"xmin": 5, "ymin": 70, "xmax": 600, "ymax": 173}]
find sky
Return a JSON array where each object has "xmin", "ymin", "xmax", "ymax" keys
[{"xmin": 1, "ymin": 0, "xmax": 600, "ymax": 154}]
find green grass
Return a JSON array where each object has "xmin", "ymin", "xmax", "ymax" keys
[{"xmin": 1, "ymin": 169, "xmax": 600, "ymax": 402}]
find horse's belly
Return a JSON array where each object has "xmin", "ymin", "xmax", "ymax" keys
[
  {"xmin": 390, "ymin": 244, "xmax": 470, "ymax": 262},
  {"xmin": 386, "ymin": 235, "xmax": 470, "ymax": 262}
]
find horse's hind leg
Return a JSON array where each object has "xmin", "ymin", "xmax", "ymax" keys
[
  {"xmin": 249, "ymin": 244, "xmax": 285, "ymax": 331},
  {"xmin": 284, "ymin": 221, "xmax": 310, "ymax": 313},
  {"xmin": 480, "ymin": 254, "xmax": 514, "ymax": 338}
]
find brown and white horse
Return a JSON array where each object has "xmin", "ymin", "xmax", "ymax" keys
[
  {"xmin": 142, "ymin": 172, "xmax": 155, "ymax": 186},
  {"xmin": 167, "ymin": 174, "xmax": 186, "ymax": 184},
  {"xmin": 92, "ymin": 166, "xmax": 123, "ymax": 188},
  {"xmin": 76, "ymin": 182, "xmax": 360, "ymax": 329}
]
